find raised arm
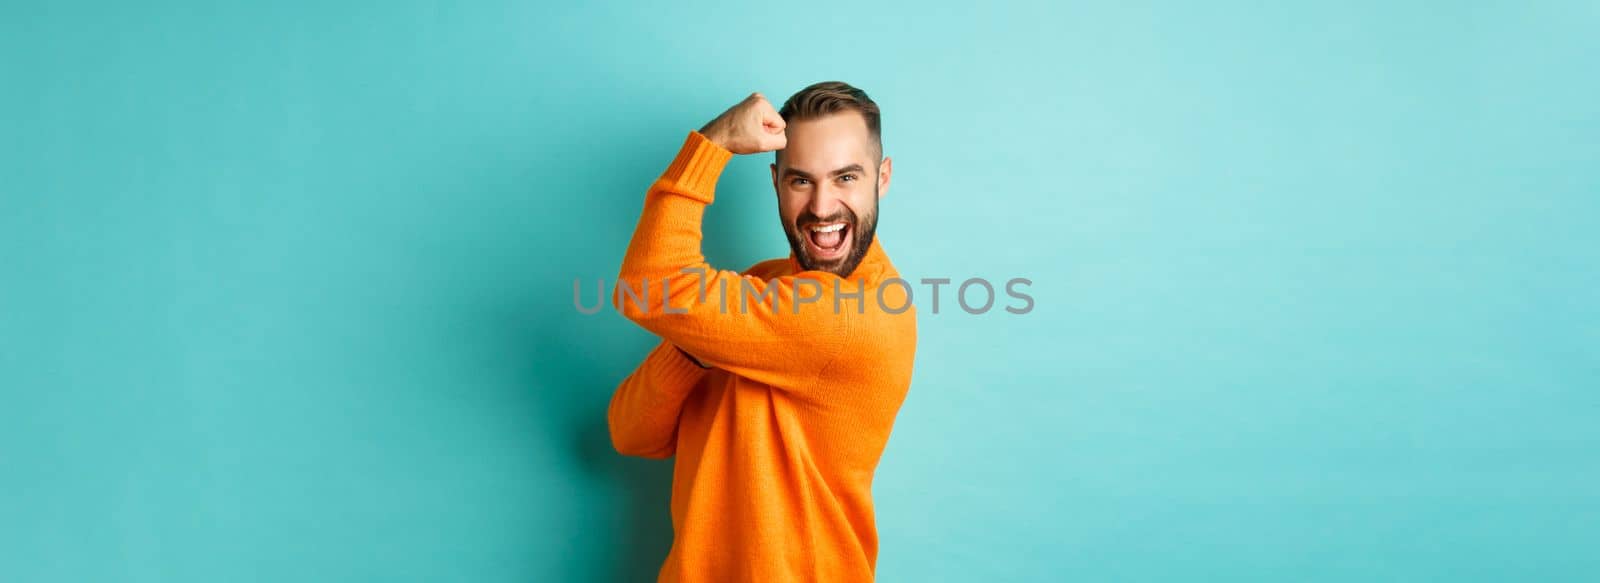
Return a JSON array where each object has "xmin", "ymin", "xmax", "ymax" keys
[{"xmin": 613, "ymin": 93, "xmax": 867, "ymax": 391}]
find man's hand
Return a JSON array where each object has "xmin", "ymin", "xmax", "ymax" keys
[{"xmin": 698, "ymin": 92, "xmax": 787, "ymax": 155}]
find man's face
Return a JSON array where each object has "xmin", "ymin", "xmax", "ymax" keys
[{"xmin": 771, "ymin": 112, "xmax": 892, "ymax": 277}]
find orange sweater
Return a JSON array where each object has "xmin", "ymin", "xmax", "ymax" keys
[{"xmin": 608, "ymin": 131, "xmax": 918, "ymax": 582}]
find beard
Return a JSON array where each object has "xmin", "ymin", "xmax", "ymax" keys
[{"xmin": 783, "ymin": 191, "xmax": 879, "ymax": 277}]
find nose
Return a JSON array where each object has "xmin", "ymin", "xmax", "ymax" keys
[{"xmin": 805, "ymin": 183, "xmax": 846, "ymax": 220}]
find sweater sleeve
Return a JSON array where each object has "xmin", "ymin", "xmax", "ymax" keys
[
  {"xmin": 613, "ymin": 131, "xmax": 860, "ymax": 392},
  {"xmin": 607, "ymin": 340, "xmax": 709, "ymax": 459}
]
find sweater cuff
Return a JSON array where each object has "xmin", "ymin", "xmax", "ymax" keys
[{"xmin": 657, "ymin": 131, "xmax": 734, "ymax": 205}]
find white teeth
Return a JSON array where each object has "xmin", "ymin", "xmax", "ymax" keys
[{"xmin": 810, "ymin": 223, "xmax": 845, "ymax": 233}]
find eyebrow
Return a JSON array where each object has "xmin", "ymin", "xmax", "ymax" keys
[{"xmin": 781, "ymin": 164, "xmax": 866, "ymax": 180}]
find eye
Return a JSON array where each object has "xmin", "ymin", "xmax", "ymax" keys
[
  {"xmin": 790, "ymin": 177, "xmax": 810, "ymax": 186},
  {"xmin": 839, "ymin": 174, "xmax": 857, "ymax": 183}
]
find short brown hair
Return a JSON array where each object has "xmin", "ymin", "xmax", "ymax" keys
[{"xmin": 778, "ymin": 81, "xmax": 882, "ymax": 157}]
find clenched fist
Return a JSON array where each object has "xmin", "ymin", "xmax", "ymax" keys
[{"xmin": 698, "ymin": 92, "xmax": 787, "ymax": 155}]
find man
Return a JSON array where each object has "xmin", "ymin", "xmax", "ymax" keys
[{"xmin": 607, "ymin": 81, "xmax": 918, "ymax": 582}]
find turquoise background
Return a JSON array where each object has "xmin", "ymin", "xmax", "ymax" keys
[{"xmin": 4, "ymin": 1, "xmax": 1597, "ymax": 581}]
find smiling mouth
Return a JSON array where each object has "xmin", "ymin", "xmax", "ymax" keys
[{"xmin": 804, "ymin": 221, "xmax": 851, "ymax": 260}]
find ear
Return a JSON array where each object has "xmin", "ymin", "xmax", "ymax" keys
[
  {"xmin": 770, "ymin": 162, "xmax": 780, "ymax": 193},
  {"xmin": 877, "ymin": 156, "xmax": 893, "ymax": 199}
]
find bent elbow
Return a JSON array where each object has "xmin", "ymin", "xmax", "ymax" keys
[
  {"xmin": 608, "ymin": 426, "xmax": 674, "ymax": 459},
  {"xmin": 612, "ymin": 438, "xmax": 673, "ymax": 459},
  {"xmin": 606, "ymin": 399, "xmax": 674, "ymax": 459}
]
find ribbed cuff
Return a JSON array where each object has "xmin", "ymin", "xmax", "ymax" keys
[{"xmin": 657, "ymin": 131, "xmax": 734, "ymax": 205}]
